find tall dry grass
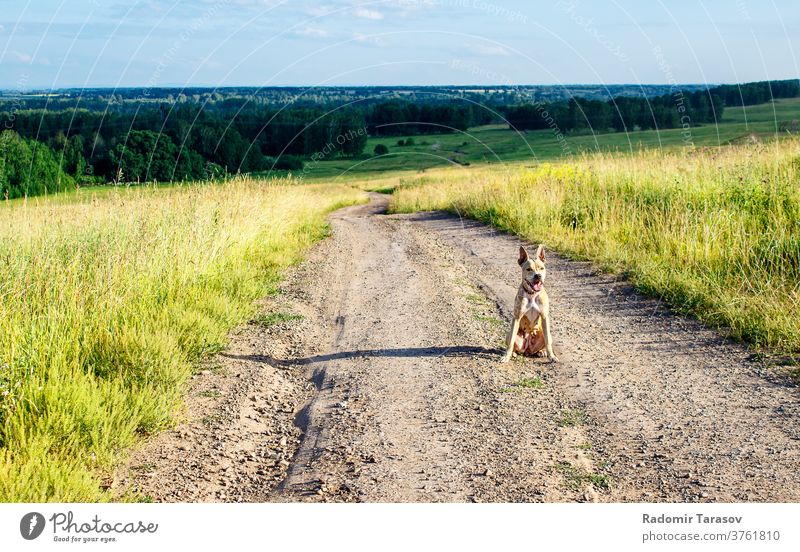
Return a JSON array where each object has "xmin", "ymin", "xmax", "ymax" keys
[
  {"xmin": 0, "ymin": 177, "xmax": 365, "ymax": 501},
  {"xmin": 392, "ymin": 141, "xmax": 800, "ymax": 352}
]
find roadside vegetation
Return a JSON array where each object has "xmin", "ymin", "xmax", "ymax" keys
[
  {"xmin": 391, "ymin": 140, "xmax": 800, "ymax": 353},
  {"xmin": 0, "ymin": 178, "xmax": 365, "ymax": 501}
]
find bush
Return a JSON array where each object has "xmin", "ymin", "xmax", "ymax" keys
[
  {"xmin": 373, "ymin": 144, "xmax": 389, "ymax": 156},
  {"xmin": 272, "ymin": 155, "xmax": 304, "ymax": 171}
]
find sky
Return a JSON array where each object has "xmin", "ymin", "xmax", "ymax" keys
[{"xmin": 0, "ymin": 0, "xmax": 798, "ymax": 89}]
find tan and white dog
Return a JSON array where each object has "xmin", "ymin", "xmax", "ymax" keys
[{"xmin": 501, "ymin": 245, "xmax": 558, "ymax": 363}]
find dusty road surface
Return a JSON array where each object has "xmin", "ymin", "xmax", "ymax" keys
[{"xmin": 123, "ymin": 193, "xmax": 800, "ymax": 503}]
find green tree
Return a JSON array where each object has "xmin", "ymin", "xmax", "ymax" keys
[
  {"xmin": 0, "ymin": 130, "xmax": 71, "ymax": 199},
  {"xmin": 63, "ymin": 135, "xmax": 86, "ymax": 178},
  {"xmin": 109, "ymin": 130, "xmax": 204, "ymax": 183}
]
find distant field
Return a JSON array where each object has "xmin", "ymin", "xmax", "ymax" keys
[{"xmin": 298, "ymin": 98, "xmax": 800, "ymax": 180}]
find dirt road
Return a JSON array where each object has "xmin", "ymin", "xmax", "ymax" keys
[{"xmin": 123, "ymin": 194, "xmax": 800, "ymax": 503}]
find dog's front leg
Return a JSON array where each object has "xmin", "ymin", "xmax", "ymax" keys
[
  {"xmin": 501, "ymin": 316, "xmax": 522, "ymax": 363},
  {"xmin": 541, "ymin": 313, "xmax": 558, "ymax": 362}
]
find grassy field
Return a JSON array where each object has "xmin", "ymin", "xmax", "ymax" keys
[
  {"xmin": 296, "ymin": 97, "xmax": 800, "ymax": 180},
  {"xmin": 0, "ymin": 178, "xmax": 366, "ymax": 501},
  {"xmin": 390, "ymin": 140, "xmax": 800, "ymax": 355}
]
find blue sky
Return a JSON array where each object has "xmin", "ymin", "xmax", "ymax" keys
[{"xmin": 1, "ymin": 0, "xmax": 797, "ymax": 88}]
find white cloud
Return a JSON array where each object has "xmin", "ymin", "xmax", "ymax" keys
[
  {"xmin": 466, "ymin": 43, "xmax": 511, "ymax": 57},
  {"xmin": 305, "ymin": 5, "xmax": 336, "ymax": 17},
  {"xmin": 295, "ymin": 26, "xmax": 330, "ymax": 38},
  {"xmin": 353, "ymin": 32, "xmax": 387, "ymax": 46},
  {"xmin": 355, "ymin": 8, "xmax": 384, "ymax": 20},
  {"xmin": 12, "ymin": 50, "xmax": 32, "ymax": 63}
]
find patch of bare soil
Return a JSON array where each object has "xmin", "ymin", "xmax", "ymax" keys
[{"xmin": 121, "ymin": 194, "xmax": 800, "ymax": 503}]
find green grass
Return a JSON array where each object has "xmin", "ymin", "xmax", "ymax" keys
[
  {"xmin": 466, "ymin": 293, "xmax": 489, "ymax": 305},
  {"xmin": 554, "ymin": 462, "xmax": 611, "ymax": 491},
  {"xmin": 558, "ymin": 409, "xmax": 588, "ymax": 427},
  {"xmin": 198, "ymin": 390, "xmax": 221, "ymax": 398},
  {"xmin": 474, "ymin": 314, "xmax": 504, "ymax": 329},
  {"xmin": 201, "ymin": 415, "xmax": 222, "ymax": 427},
  {"xmin": 0, "ymin": 176, "xmax": 366, "ymax": 502},
  {"xmin": 205, "ymin": 362, "xmax": 227, "ymax": 376},
  {"xmin": 499, "ymin": 377, "xmax": 545, "ymax": 393},
  {"xmin": 517, "ymin": 377, "xmax": 545, "ymax": 389},
  {"xmin": 586, "ymin": 472, "xmax": 612, "ymax": 490},
  {"xmin": 252, "ymin": 311, "xmax": 304, "ymax": 328}
]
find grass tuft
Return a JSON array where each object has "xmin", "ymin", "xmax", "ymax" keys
[
  {"xmin": 558, "ymin": 409, "xmax": 587, "ymax": 427},
  {"xmin": 516, "ymin": 377, "xmax": 545, "ymax": 389},
  {"xmin": 554, "ymin": 462, "xmax": 611, "ymax": 491},
  {"xmin": 252, "ymin": 312, "xmax": 304, "ymax": 328}
]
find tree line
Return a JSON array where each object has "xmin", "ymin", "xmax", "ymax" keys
[
  {"xmin": 712, "ymin": 79, "xmax": 799, "ymax": 107},
  {"xmin": 2, "ymin": 105, "xmax": 371, "ymax": 187},
  {"xmin": 506, "ymin": 79, "xmax": 799, "ymax": 133},
  {"xmin": 1, "ymin": 78, "xmax": 797, "ymax": 199},
  {"xmin": 507, "ymin": 90, "xmax": 724, "ymax": 133}
]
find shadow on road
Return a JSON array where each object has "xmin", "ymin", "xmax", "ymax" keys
[{"xmin": 221, "ymin": 345, "xmax": 499, "ymax": 367}]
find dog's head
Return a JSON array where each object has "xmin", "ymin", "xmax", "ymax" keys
[{"xmin": 518, "ymin": 245, "xmax": 547, "ymax": 292}]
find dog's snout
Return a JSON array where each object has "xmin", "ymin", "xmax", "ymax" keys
[{"xmin": 532, "ymin": 273, "xmax": 542, "ymax": 283}]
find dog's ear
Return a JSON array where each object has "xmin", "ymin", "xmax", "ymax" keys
[
  {"xmin": 535, "ymin": 245, "xmax": 545, "ymax": 262},
  {"xmin": 518, "ymin": 246, "xmax": 529, "ymax": 266}
]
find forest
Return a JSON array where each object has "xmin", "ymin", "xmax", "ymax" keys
[{"xmin": 0, "ymin": 78, "xmax": 797, "ymax": 199}]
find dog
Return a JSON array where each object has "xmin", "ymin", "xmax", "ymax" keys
[{"xmin": 501, "ymin": 245, "xmax": 558, "ymax": 363}]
